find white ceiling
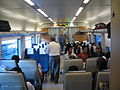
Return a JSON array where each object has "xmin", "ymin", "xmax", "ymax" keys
[
  {"xmin": 0, "ymin": 0, "xmax": 111, "ymax": 25},
  {"xmin": 77, "ymin": 0, "xmax": 111, "ymax": 22}
]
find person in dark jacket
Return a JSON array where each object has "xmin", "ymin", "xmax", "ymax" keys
[
  {"xmin": 92, "ymin": 57, "xmax": 108, "ymax": 90},
  {"xmin": 96, "ymin": 57, "xmax": 107, "ymax": 71},
  {"xmin": 92, "ymin": 46, "xmax": 104, "ymax": 57}
]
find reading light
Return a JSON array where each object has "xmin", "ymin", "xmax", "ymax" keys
[
  {"xmin": 24, "ymin": 0, "xmax": 35, "ymax": 6},
  {"xmin": 83, "ymin": 0, "xmax": 90, "ymax": 4},
  {"xmin": 48, "ymin": 18, "xmax": 53, "ymax": 22},
  {"xmin": 75, "ymin": 7, "xmax": 84, "ymax": 16},
  {"xmin": 37, "ymin": 9, "xmax": 48, "ymax": 17}
]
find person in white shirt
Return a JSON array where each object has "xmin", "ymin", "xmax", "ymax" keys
[
  {"xmin": 64, "ymin": 47, "xmax": 77, "ymax": 60},
  {"xmin": 46, "ymin": 36, "xmax": 61, "ymax": 84}
]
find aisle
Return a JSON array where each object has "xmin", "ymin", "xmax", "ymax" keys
[{"xmin": 42, "ymin": 55, "xmax": 64, "ymax": 90}]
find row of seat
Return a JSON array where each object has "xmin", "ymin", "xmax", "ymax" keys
[
  {"xmin": 63, "ymin": 57, "xmax": 110, "ymax": 90},
  {"xmin": 63, "ymin": 71, "xmax": 110, "ymax": 90},
  {"xmin": 64, "ymin": 57, "xmax": 111, "ymax": 73},
  {"xmin": 25, "ymin": 48, "xmax": 49, "ymax": 73},
  {"xmin": 0, "ymin": 59, "xmax": 41, "ymax": 88}
]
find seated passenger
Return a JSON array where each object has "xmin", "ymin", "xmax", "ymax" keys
[
  {"xmin": 92, "ymin": 46, "xmax": 104, "ymax": 57},
  {"xmin": 68, "ymin": 66, "xmax": 78, "ymax": 71},
  {"xmin": 92, "ymin": 57, "xmax": 108, "ymax": 90},
  {"xmin": 90, "ymin": 43, "xmax": 96, "ymax": 54},
  {"xmin": 96, "ymin": 57, "xmax": 108, "ymax": 71},
  {"xmin": 92, "ymin": 57, "xmax": 108, "ymax": 79},
  {"xmin": 104, "ymin": 51, "xmax": 111, "ymax": 61},
  {"xmin": 11, "ymin": 55, "xmax": 35, "ymax": 90},
  {"xmin": 75, "ymin": 43, "xmax": 82, "ymax": 55},
  {"xmin": 77, "ymin": 46, "xmax": 89, "ymax": 62},
  {"xmin": 64, "ymin": 47, "xmax": 77, "ymax": 60},
  {"xmin": 65, "ymin": 42, "xmax": 72, "ymax": 54},
  {"xmin": 11, "ymin": 55, "xmax": 22, "ymax": 72}
]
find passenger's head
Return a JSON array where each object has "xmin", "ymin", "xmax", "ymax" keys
[
  {"xmin": 68, "ymin": 47, "xmax": 73, "ymax": 54},
  {"xmin": 11, "ymin": 55, "xmax": 20, "ymax": 64},
  {"xmin": 96, "ymin": 57, "xmax": 107, "ymax": 71},
  {"xmin": 92, "ymin": 42, "xmax": 95, "ymax": 45},
  {"xmin": 96, "ymin": 46, "xmax": 102, "ymax": 53},
  {"xmin": 50, "ymin": 36, "xmax": 55, "ymax": 41},
  {"xmin": 105, "ymin": 52, "xmax": 110, "ymax": 59},
  {"xmin": 82, "ymin": 46, "xmax": 88, "ymax": 53}
]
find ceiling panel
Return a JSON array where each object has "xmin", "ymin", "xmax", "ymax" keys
[
  {"xmin": 0, "ymin": 0, "xmax": 111, "ymax": 25},
  {"xmin": 76, "ymin": 0, "xmax": 111, "ymax": 22},
  {"xmin": 0, "ymin": 0, "xmax": 29, "ymax": 9},
  {"xmin": 33, "ymin": 0, "xmax": 84, "ymax": 22},
  {"xmin": 0, "ymin": 0, "xmax": 50, "ymax": 23}
]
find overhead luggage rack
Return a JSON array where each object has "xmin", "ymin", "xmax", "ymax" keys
[{"xmin": 78, "ymin": 29, "xmax": 107, "ymax": 33}]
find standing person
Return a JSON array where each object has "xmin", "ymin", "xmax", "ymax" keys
[
  {"xmin": 59, "ymin": 34, "xmax": 66, "ymax": 53},
  {"xmin": 46, "ymin": 36, "xmax": 61, "ymax": 84}
]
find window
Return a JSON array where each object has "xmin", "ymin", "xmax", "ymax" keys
[
  {"xmin": 2, "ymin": 39, "xmax": 18, "ymax": 59},
  {"xmin": 17, "ymin": 39, "xmax": 21, "ymax": 58},
  {"xmin": 95, "ymin": 35, "xmax": 102, "ymax": 46}
]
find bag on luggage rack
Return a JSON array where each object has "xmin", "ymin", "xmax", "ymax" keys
[{"xmin": 0, "ymin": 20, "xmax": 11, "ymax": 32}]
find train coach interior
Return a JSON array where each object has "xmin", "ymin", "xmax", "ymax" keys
[{"xmin": 0, "ymin": 0, "xmax": 120, "ymax": 90}]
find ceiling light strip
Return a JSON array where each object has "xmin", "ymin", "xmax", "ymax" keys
[
  {"xmin": 71, "ymin": 17, "xmax": 76, "ymax": 22},
  {"xmin": 37, "ymin": 9, "xmax": 48, "ymax": 17},
  {"xmin": 24, "ymin": 0, "xmax": 35, "ymax": 6},
  {"xmin": 83, "ymin": 0, "xmax": 90, "ymax": 4},
  {"xmin": 48, "ymin": 18, "xmax": 53, "ymax": 22},
  {"xmin": 24, "ymin": 0, "xmax": 55, "ymax": 23},
  {"xmin": 75, "ymin": 7, "xmax": 84, "ymax": 16}
]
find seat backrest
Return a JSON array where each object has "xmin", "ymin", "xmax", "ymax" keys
[
  {"xmin": 64, "ymin": 59, "xmax": 83, "ymax": 73},
  {"xmin": 64, "ymin": 72, "xmax": 92, "ymax": 90},
  {"xmin": 95, "ymin": 71, "xmax": 110, "ymax": 90},
  {"xmin": 36, "ymin": 54, "xmax": 49, "ymax": 73},
  {"xmin": 68, "ymin": 66, "xmax": 78, "ymax": 71},
  {"xmin": 0, "ymin": 72, "xmax": 27, "ymax": 90},
  {"xmin": 86, "ymin": 57, "xmax": 98, "ymax": 72},
  {"xmin": 0, "ymin": 60, "xmax": 16, "ymax": 70},
  {"xmin": 19, "ymin": 60, "xmax": 41, "ymax": 84},
  {"xmin": 25, "ymin": 48, "xmax": 35, "ymax": 55},
  {"xmin": 25, "ymin": 48, "xmax": 36, "ymax": 60}
]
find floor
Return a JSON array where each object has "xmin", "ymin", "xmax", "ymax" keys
[{"xmin": 42, "ymin": 55, "xmax": 64, "ymax": 90}]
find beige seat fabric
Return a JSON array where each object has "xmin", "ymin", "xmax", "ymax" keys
[
  {"xmin": 0, "ymin": 72, "xmax": 27, "ymax": 90},
  {"xmin": 19, "ymin": 60, "xmax": 41, "ymax": 85},
  {"xmin": 64, "ymin": 72, "xmax": 92, "ymax": 90},
  {"xmin": 95, "ymin": 71, "xmax": 110, "ymax": 90},
  {"xmin": 64, "ymin": 59, "xmax": 83, "ymax": 73},
  {"xmin": 86, "ymin": 57, "xmax": 98, "ymax": 72}
]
